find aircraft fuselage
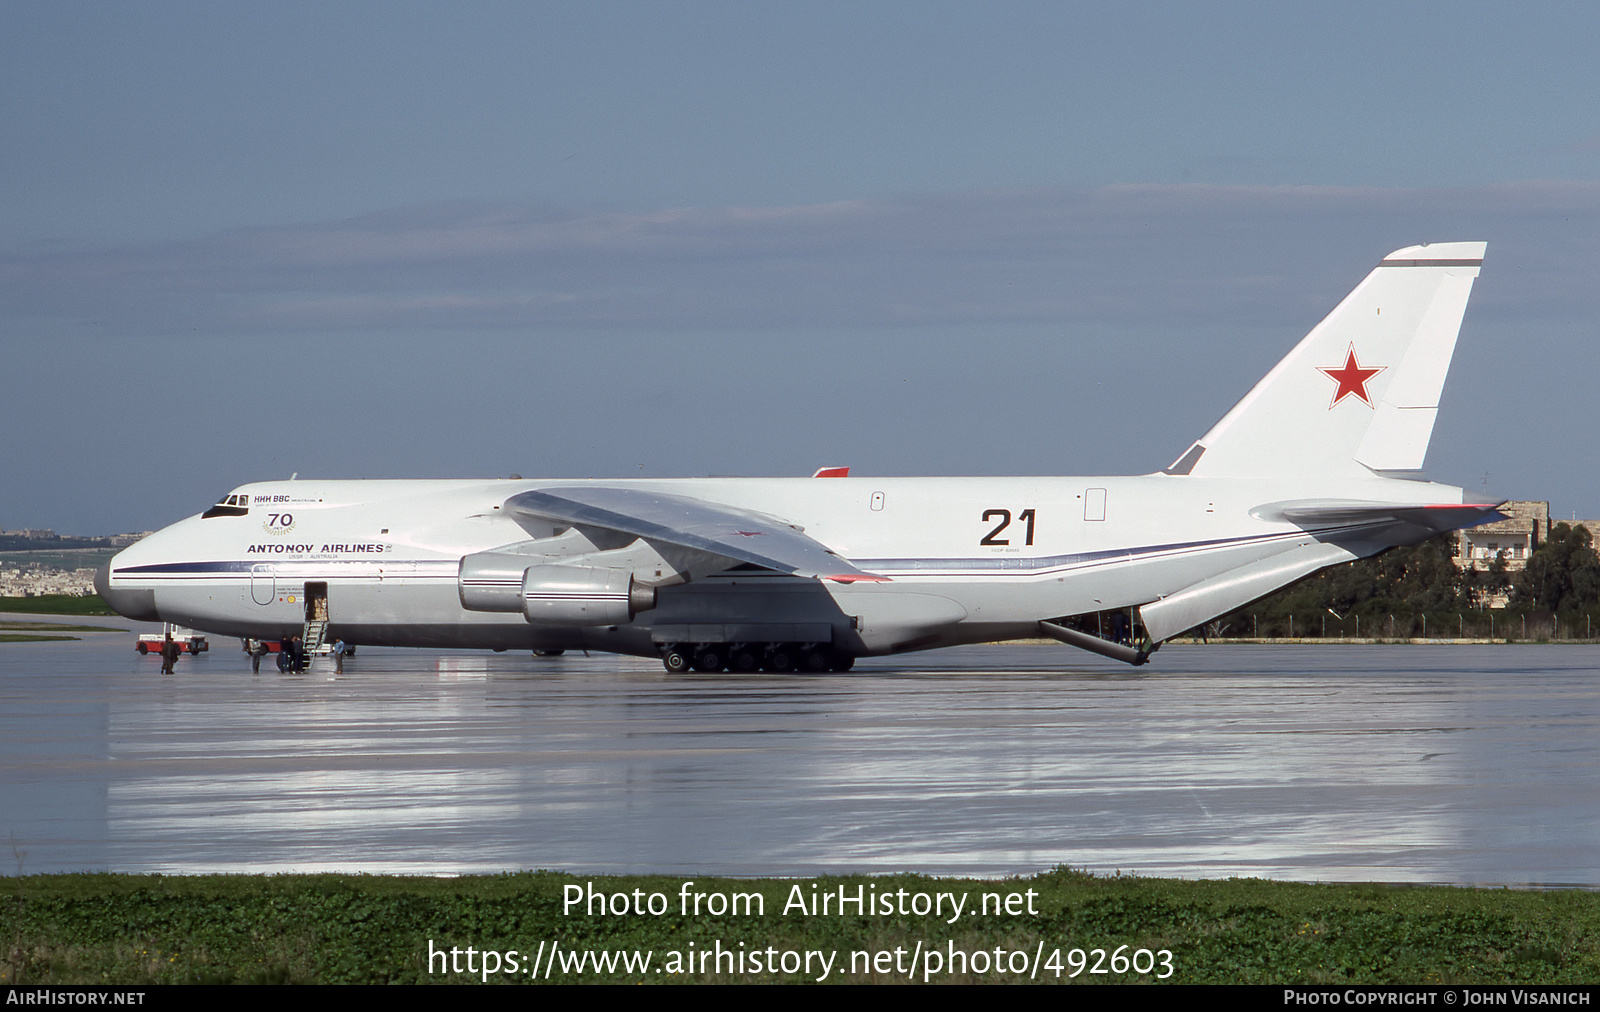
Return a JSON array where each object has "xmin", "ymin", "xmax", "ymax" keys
[{"xmin": 101, "ymin": 471, "xmax": 1466, "ymax": 659}]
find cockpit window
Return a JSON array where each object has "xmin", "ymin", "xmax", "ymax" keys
[{"xmin": 202, "ymin": 492, "xmax": 250, "ymax": 519}]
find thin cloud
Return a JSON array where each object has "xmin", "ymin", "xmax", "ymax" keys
[
  {"xmin": 1548, "ymin": 134, "xmax": 1600, "ymax": 154},
  {"xmin": 5, "ymin": 181, "xmax": 1598, "ymax": 334}
]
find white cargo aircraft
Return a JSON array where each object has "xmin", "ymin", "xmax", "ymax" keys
[{"xmin": 99, "ymin": 243, "xmax": 1500, "ymax": 671}]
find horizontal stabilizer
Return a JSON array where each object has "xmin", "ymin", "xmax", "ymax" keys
[
  {"xmin": 504, "ymin": 486, "xmax": 886, "ymax": 583},
  {"xmin": 1251, "ymin": 499, "xmax": 1505, "ymax": 533}
]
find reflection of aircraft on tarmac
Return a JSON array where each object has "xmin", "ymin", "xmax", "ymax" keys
[{"xmin": 98, "ymin": 243, "xmax": 1501, "ymax": 671}]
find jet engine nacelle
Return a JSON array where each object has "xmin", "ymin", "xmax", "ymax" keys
[
  {"xmin": 458, "ymin": 551, "xmax": 535, "ymax": 613},
  {"xmin": 520, "ymin": 564, "xmax": 655, "ymax": 626},
  {"xmin": 459, "ymin": 552, "xmax": 656, "ymax": 625}
]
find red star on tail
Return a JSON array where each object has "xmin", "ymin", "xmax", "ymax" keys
[{"xmin": 1318, "ymin": 345, "xmax": 1385, "ymax": 407}]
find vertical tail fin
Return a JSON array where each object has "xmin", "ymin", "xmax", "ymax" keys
[{"xmin": 1169, "ymin": 242, "xmax": 1485, "ymax": 478}]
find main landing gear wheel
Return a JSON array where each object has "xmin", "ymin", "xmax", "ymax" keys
[
  {"xmin": 662, "ymin": 648, "xmax": 691, "ymax": 673},
  {"xmin": 663, "ymin": 641, "xmax": 853, "ymax": 674},
  {"xmin": 533, "ymin": 648, "xmax": 565, "ymax": 657},
  {"xmin": 801, "ymin": 648, "xmax": 831, "ymax": 673},
  {"xmin": 763, "ymin": 645, "xmax": 797, "ymax": 673},
  {"xmin": 692, "ymin": 646, "xmax": 727, "ymax": 673}
]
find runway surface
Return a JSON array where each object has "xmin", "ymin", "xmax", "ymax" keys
[{"xmin": 3, "ymin": 618, "xmax": 1597, "ymax": 883}]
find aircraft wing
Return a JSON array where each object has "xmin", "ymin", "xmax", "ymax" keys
[
  {"xmin": 503, "ymin": 486, "xmax": 888, "ymax": 583},
  {"xmin": 1252, "ymin": 499, "xmax": 1506, "ymax": 533}
]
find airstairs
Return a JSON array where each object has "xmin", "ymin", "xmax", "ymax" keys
[
  {"xmin": 300, "ymin": 582, "xmax": 336, "ymax": 668},
  {"xmin": 303, "ymin": 618, "xmax": 328, "ymax": 655}
]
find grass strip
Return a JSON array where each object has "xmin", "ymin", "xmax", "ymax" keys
[
  {"xmin": 0, "ymin": 595, "xmax": 115, "ymax": 616},
  {"xmin": 0, "ymin": 621, "xmax": 123, "ymax": 633},
  {"xmin": 4, "ymin": 869, "xmax": 1597, "ymax": 984}
]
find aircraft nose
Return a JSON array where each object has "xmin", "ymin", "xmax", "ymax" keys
[{"xmin": 96, "ymin": 561, "xmax": 159, "ymax": 622}]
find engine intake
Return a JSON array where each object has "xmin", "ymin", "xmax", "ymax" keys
[{"xmin": 458, "ymin": 551, "xmax": 533, "ymax": 613}]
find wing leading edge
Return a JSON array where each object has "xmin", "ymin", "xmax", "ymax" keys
[{"xmin": 503, "ymin": 486, "xmax": 888, "ymax": 583}]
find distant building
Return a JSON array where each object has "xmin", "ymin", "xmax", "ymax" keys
[
  {"xmin": 1456, "ymin": 501, "xmax": 1548, "ymax": 572},
  {"xmin": 1451, "ymin": 502, "xmax": 1600, "ymax": 609}
]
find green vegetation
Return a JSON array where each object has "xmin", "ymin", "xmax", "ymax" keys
[
  {"xmin": 0, "ymin": 536, "xmax": 116, "ymax": 553},
  {"xmin": 1, "ymin": 621, "xmax": 122, "ymax": 632},
  {"xmin": 0, "ymin": 594, "xmax": 115, "ymax": 616},
  {"xmin": 0, "ymin": 620, "xmax": 122, "ymax": 643},
  {"xmin": 3, "ymin": 870, "xmax": 1598, "ymax": 984},
  {"xmin": 1516, "ymin": 523, "xmax": 1600, "ymax": 614},
  {"xmin": 1209, "ymin": 529, "xmax": 1600, "ymax": 641}
]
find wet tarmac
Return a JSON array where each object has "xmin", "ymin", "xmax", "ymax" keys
[{"xmin": 3, "ymin": 616, "xmax": 1597, "ymax": 883}]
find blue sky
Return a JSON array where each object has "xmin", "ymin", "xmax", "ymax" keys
[{"xmin": 3, "ymin": 2, "xmax": 1597, "ymax": 534}]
